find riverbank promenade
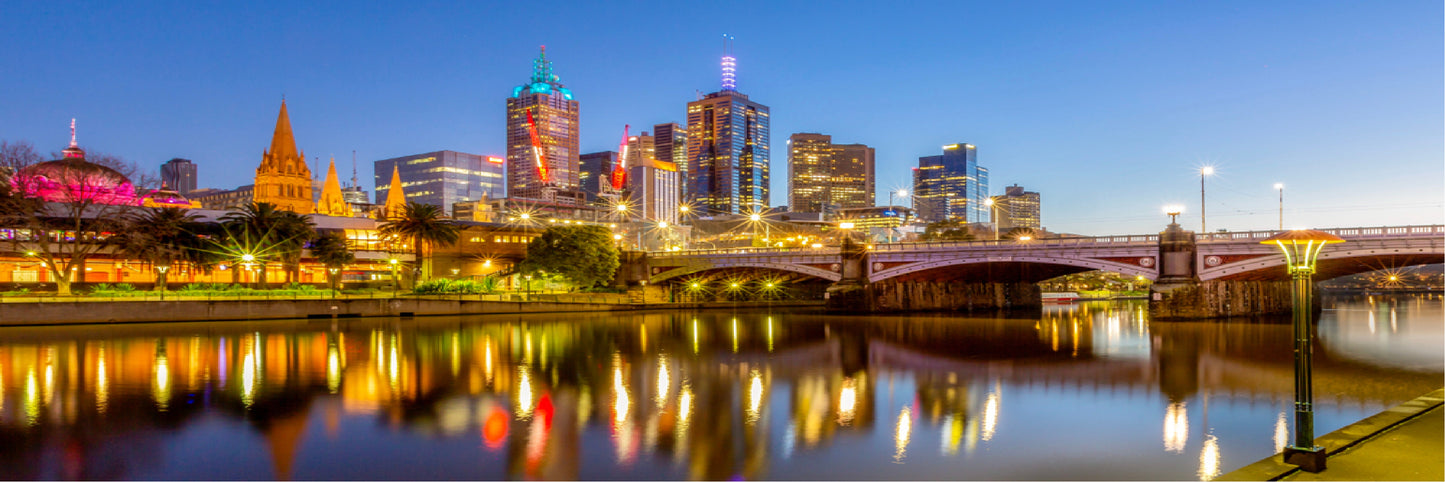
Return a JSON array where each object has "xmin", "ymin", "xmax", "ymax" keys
[{"xmin": 1222, "ymin": 389, "xmax": 1444, "ymax": 481}]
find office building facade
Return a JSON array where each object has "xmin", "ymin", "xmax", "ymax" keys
[
  {"xmin": 786, "ymin": 133, "xmax": 874, "ymax": 215},
  {"xmin": 579, "ymin": 151, "xmax": 620, "ymax": 203},
  {"xmin": 914, "ymin": 143, "xmax": 989, "ymax": 223},
  {"xmin": 686, "ymin": 47, "xmax": 769, "ymax": 215},
  {"xmin": 994, "ymin": 183, "xmax": 1041, "ymax": 230},
  {"xmin": 373, "ymin": 151, "xmax": 505, "ymax": 215},
  {"xmin": 506, "ymin": 47, "xmax": 583, "ymax": 205},
  {"xmin": 653, "ymin": 122, "xmax": 687, "ymax": 197},
  {"xmin": 160, "ymin": 158, "xmax": 197, "ymax": 195}
]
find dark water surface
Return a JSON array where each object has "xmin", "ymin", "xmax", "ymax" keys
[{"xmin": 0, "ymin": 295, "xmax": 1440, "ymax": 480}]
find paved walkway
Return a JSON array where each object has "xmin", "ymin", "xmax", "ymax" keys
[{"xmin": 1222, "ymin": 389, "xmax": 1444, "ymax": 481}]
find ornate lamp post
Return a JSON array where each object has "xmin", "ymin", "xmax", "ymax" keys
[
  {"xmin": 1200, "ymin": 166, "xmax": 1215, "ymax": 234},
  {"xmin": 155, "ymin": 265, "xmax": 170, "ymax": 301},
  {"xmin": 388, "ymin": 258, "xmax": 401, "ymax": 296},
  {"xmin": 328, "ymin": 267, "xmax": 340, "ymax": 299},
  {"xmin": 984, "ymin": 197, "xmax": 999, "ymax": 241},
  {"xmin": 1262, "ymin": 229, "xmax": 1344, "ymax": 473}
]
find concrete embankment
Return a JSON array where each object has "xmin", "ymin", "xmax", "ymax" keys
[{"xmin": 0, "ymin": 299, "xmax": 824, "ymax": 326}]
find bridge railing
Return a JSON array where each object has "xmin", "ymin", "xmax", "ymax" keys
[
  {"xmin": 649, "ymin": 246, "xmax": 842, "ymax": 258},
  {"xmin": 1195, "ymin": 224, "xmax": 1445, "ymax": 242},
  {"xmin": 870, "ymin": 234, "xmax": 1160, "ymax": 251}
]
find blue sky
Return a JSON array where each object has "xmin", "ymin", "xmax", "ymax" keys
[{"xmin": 2, "ymin": 1, "xmax": 1440, "ymax": 234}]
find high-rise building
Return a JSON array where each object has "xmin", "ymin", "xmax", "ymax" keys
[
  {"xmin": 579, "ymin": 151, "xmax": 619, "ymax": 203},
  {"xmin": 686, "ymin": 43, "xmax": 770, "ymax": 215},
  {"xmin": 653, "ymin": 122, "xmax": 687, "ymax": 197},
  {"xmin": 994, "ymin": 184, "xmax": 1041, "ymax": 230},
  {"xmin": 786, "ymin": 133, "xmax": 874, "ymax": 215},
  {"xmin": 623, "ymin": 132, "xmax": 678, "ymax": 223},
  {"xmin": 160, "ymin": 158, "xmax": 197, "ymax": 196},
  {"xmin": 373, "ymin": 151, "xmax": 505, "ymax": 216},
  {"xmin": 914, "ymin": 143, "xmax": 989, "ymax": 223},
  {"xmin": 506, "ymin": 47, "xmax": 583, "ymax": 205},
  {"xmin": 253, "ymin": 100, "xmax": 313, "ymax": 213}
]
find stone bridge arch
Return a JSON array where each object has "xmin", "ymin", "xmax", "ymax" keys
[
  {"xmin": 1200, "ymin": 245, "xmax": 1445, "ymax": 281},
  {"xmin": 648, "ymin": 261, "xmax": 842, "ymax": 285},
  {"xmin": 869, "ymin": 255, "xmax": 1158, "ymax": 284}
]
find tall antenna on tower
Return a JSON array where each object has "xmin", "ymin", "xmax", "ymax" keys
[
  {"xmin": 721, "ymin": 34, "xmax": 737, "ymax": 92},
  {"xmin": 351, "ymin": 150, "xmax": 358, "ymax": 188}
]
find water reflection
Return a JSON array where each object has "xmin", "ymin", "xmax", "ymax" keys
[{"xmin": 0, "ymin": 296, "xmax": 1438, "ymax": 480}]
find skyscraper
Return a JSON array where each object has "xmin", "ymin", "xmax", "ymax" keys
[
  {"xmin": 786, "ymin": 133, "xmax": 874, "ymax": 214},
  {"xmin": 373, "ymin": 151, "xmax": 505, "ymax": 215},
  {"xmin": 914, "ymin": 143, "xmax": 989, "ymax": 223},
  {"xmin": 579, "ymin": 151, "xmax": 619, "ymax": 203},
  {"xmin": 994, "ymin": 184, "xmax": 1041, "ymax": 230},
  {"xmin": 653, "ymin": 122, "xmax": 687, "ymax": 197},
  {"xmin": 624, "ymin": 132, "xmax": 678, "ymax": 223},
  {"xmin": 686, "ymin": 41, "xmax": 770, "ymax": 215},
  {"xmin": 506, "ymin": 47, "xmax": 584, "ymax": 206},
  {"xmin": 253, "ymin": 100, "xmax": 313, "ymax": 213},
  {"xmin": 160, "ymin": 158, "xmax": 197, "ymax": 196}
]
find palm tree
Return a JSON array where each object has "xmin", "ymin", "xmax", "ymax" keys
[
  {"xmin": 380, "ymin": 202, "xmax": 460, "ymax": 286},
  {"xmin": 221, "ymin": 202, "xmax": 315, "ymax": 286},
  {"xmin": 120, "ymin": 207, "xmax": 206, "ymax": 291},
  {"xmin": 311, "ymin": 230, "xmax": 355, "ymax": 292}
]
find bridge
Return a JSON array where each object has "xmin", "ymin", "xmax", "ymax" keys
[{"xmin": 626, "ymin": 224, "xmax": 1444, "ymax": 318}]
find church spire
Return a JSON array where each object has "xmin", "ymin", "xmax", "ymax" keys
[
  {"xmin": 316, "ymin": 157, "xmax": 352, "ymax": 217},
  {"xmin": 382, "ymin": 165, "xmax": 406, "ymax": 219},
  {"xmin": 268, "ymin": 99, "xmax": 300, "ymax": 161}
]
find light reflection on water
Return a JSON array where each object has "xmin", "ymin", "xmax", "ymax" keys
[{"xmin": 0, "ymin": 295, "xmax": 1438, "ymax": 480}]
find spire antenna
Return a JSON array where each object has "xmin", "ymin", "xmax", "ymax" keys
[
  {"xmin": 69, "ymin": 118, "xmax": 77, "ymax": 148},
  {"xmin": 720, "ymin": 34, "xmax": 737, "ymax": 92},
  {"xmin": 351, "ymin": 150, "xmax": 359, "ymax": 188}
]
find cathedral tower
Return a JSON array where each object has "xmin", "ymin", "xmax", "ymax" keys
[{"xmin": 254, "ymin": 100, "xmax": 314, "ymax": 213}]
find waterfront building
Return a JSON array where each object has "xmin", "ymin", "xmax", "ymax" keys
[
  {"xmin": 786, "ymin": 133, "xmax": 874, "ymax": 215},
  {"xmin": 253, "ymin": 100, "xmax": 314, "ymax": 213},
  {"xmin": 914, "ymin": 143, "xmax": 989, "ymax": 223},
  {"xmin": 686, "ymin": 44, "xmax": 770, "ymax": 215},
  {"xmin": 372, "ymin": 151, "xmax": 504, "ymax": 216},
  {"xmin": 654, "ymin": 122, "xmax": 687, "ymax": 197},
  {"xmin": 506, "ymin": 47, "xmax": 584, "ymax": 205},
  {"xmin": 994, "ymin": 183, "xmax": 1041, "ymax": 230},
  {"xmin": 160, "ymin": 158, "xmax": 197, "ymax": 195}
]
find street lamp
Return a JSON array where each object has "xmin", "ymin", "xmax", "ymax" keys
[
  {"xmin": 388, "ymin": 258, "xmax": 401, "ymax": 295},
  {"xmin": 155, "ymin": 265, "xmax": 170, "ymax": 300},
  {"xmin": 1262, "ymin": 229, "xmax": 1344, "ymax": 473},
  {"xmin": 613, "ymin": 233, "xmax": 624, "ymax": 249},
  {"xmin": 1200, "ymin": 166, "xmax": 1215, "ymax": 234},
  {"xmin": 1275, "ymin": 183, "xmax": 1285, "ymax": 230},
  {"xmin": 984, "ymin": 197, "xmax": 999, "ymax": 241},
  {"xmin": 1164, "ymin": 205, "xmax": 1184, "ymax": 225},
  {"xmin": 524, "ymin": 274, "xmax": 533, "ymax": 300},
  {"xmin": 328, "ymin": 267, "xmax": 340, "ymax": 299}
]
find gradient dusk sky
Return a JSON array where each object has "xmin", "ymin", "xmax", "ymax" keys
[{"xmin": 2, "ymin": 1, "xmax": 1440, "ymax": 235}]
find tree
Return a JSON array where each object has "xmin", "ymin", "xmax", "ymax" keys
[
  {"xmin": 921, "ymin": 219, "xmax": 976, "ymax": 242},
  {"xmin": 519, "ymin": 225, "xmax": 620, "ymax": 290},
  {"xmin": 310, "ymin": 230, "xmax": 355, "ymax": 291},
  {"xmin": 220, "ymin": 202, "xmax": 315, "ymax": 286},
  {"xmin": 0, "ymin": 140, "xmax": 43, "ymax": 178},
  {"xmin": 379, "ymin": 202, "xmax": 460, "ymax": 285},
  {"xmin": 0, "ymin": 152, "xmax": 146, "ymax": 295},
  {"xmin": 119, "ymin": 207, "xmax": 208, "ymax": 291}
]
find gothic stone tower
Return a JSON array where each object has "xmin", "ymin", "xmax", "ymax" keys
[{"xmin": 254, "ymin": 100, "xmax": 314, "ymax": 213}]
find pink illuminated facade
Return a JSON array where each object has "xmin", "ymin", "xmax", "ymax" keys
[{"xmin": 9, "ymin": 121, "xmax": 140, "ymax": 206}]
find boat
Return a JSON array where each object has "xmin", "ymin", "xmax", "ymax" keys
[{"xmin": 1042, "ymin": 292, "xmax": 1079, "ymax": 303}]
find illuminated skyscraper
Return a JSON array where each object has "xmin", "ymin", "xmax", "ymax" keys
[
  {"xmin": 914, "ymin": 143, "xmax": 989, "ymax": 223},
  {"xmin": 373, "ymin": 151, "xmax": 505, "ymax": 215},
  {"xmin": 653, "ymin": 122, "xmax": 687, "ymax": 197},
  {"xmin": 786, "ymin": 133, "xmax": 874, "ymax": 214},
  {"xmin": 686, "ymin": 39, "xmax": 770, "ymax": 214},
  {"xmin": 506, "ymin": 46, "xmax": 584, "ymax": 205}
]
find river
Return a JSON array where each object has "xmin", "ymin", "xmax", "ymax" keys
[{"xmin": 0, "ymin": 295, "xmax": 1439, "ymax": 480}]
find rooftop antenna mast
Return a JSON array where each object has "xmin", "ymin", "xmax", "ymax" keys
[
  {"xmin": 721, "ymin": 34, "xmax": 737, "ymax": 92},
  {"xmin": 351, "ymin": 150, "xmax": 359, "ymax": 188}
]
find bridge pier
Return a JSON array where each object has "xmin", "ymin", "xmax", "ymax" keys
[
  {"xmin": 1148, "ymin": 221, "xmax": 1301, "ymax": 320},
  {"xmin": 829, "ymin": 280, "xmax": 1042, "ymax": 313}
]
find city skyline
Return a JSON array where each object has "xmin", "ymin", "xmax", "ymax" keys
[{"xmin": 2, "ymin": 1, "xmax": 1440, "ymax": 235}]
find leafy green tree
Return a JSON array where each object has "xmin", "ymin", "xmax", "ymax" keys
[
  {"xmin": 221, "ymin": 202, "xmax": 315, "ymax": 286},
  {"xmin": 921, "ymin": 219, "xmax": 976, "ymax": 242},
  {"xmin": 379, "ymin": 202, "xmax": 461, "ymax": 284},
  {"xmin": 119, "ymin": 207, "xmax": 208, "ymax": 291},
  {"xmin": 310, "ymin": 230, "xmax": 355, "ymax": 291},
  {"xmin": 519, "ymin": 225, "xmax": 620, "ymax": 290}
]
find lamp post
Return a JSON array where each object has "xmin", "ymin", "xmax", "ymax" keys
[
  {"xmin": 889, "ymin": 189, "xmax": 909, "ymax": 243},
  {"xmin": 328, "ymin": 267, "xmax": 339, "ymax": 299},
  {"xmin": 1262, "ymin": 229, "xmax": 1344, "ymax": 473},
  {"xmin": 388, "ymin": 258, "xmax": 400, "ymax": 296},
  {"xmin": 524, "ymin": 274, "xmax": 533, "ymax": 301},
  {"xmin": 1200, "ymin": 166, "xmax": 1214, "ymax": 234},
  {"xmin": 240, "ymin": 253, "xmax": 256, "ymax": 289},
  {"xmin": 1275, "ymin": 183, "xmax": 1285, "ymax": 230},
  {"xmin": 748, "ymin": 213, "xmax": 762, "ymax": 246},
  {"xmin": 984, "ymin": 197, "xmax": 999, "ymax": 241},
  {"xmin": 155, "ymin": 265, "xmax": 170, "ymax": 301}
]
